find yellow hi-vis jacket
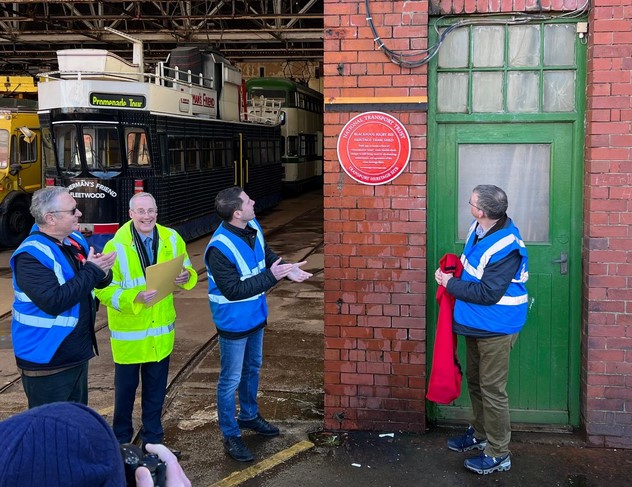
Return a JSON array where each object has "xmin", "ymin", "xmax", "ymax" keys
[{"xmin": 95, "ymin": 221, "xmax": 198, "ymax": 364}]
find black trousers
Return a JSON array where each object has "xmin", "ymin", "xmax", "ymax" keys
[
  {"xmin": 113, "ymin": 356, "xmax": 170, "ymax": 444},
  {"xmin": 21, "ymin": 362, "xmax": 89, "ymax": 409}
]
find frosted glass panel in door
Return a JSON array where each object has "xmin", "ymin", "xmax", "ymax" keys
[{"xmin": 457, "ymin": 144, "xmax": 550, "ymax": 242}]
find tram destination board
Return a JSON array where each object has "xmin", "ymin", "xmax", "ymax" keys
[{"xmin": 90, "ymin": 93, "xmax": 146, "ymax": 109}]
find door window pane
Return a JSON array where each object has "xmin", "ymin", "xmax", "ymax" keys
[
  {"xmin": 472, "ymin": 72, "xmax": 503, "ymax": 112},
  {"xmin": 473, "ymin": 26, "xmax": 504, "ymax": 67},
  {"xmin": 544, "ymin": 24, "xmax": 576, "ymax": 66},
  {"xmin": 437, "ymin": 28, "xmax": 469, "ymax": 68},
  {"xmin": 543, "ymin": 71, "xmax": 575, "ymax": 112},
  {"xmin": 438, "ymin": 73, "xmax": 468, "ymax": 113},
  {"xmin": 458, "ymin": 143, "xmax": 550, "ymax": 242},
  {"xmin": 508, "ymin": 72, "xmax": 539, "ymax": 112},
  {"xmin": 509, "ymin": 25, "xmax": 540, "ymax": 67}
]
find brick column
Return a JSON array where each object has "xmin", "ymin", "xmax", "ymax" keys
[
  {"xmin": 583, "ymin": 1, "xmax": 632, "ymax": 448},
  {"xmin": 322, "ymin": 0, "xmax": 429, "ymax": 432}
]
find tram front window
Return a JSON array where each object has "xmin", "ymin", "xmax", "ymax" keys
[
  {"xmin": 83, "ymin": 125, "xmax": 122, "ymax": 172},
  {"xmin": 53, "ymin": 125, "xmax": 81, "ymax": 174}
]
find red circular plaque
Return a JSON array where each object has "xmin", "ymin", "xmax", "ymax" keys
[{"xmin": 337, "ymin": 111, "xmax": 411, "ymax": 185}]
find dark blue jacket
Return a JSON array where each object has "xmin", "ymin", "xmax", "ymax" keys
[{"xmin": 12, "ymin": 231, "xmax": 111, "ymax": 370}]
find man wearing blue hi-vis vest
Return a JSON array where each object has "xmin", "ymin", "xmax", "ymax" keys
[
  {"xmin": 435, "ymin": 185, "xmax": 529, "ymax": 476},
  {"xmin": 10, "ymin": 186, "xmax": 116, "ymax": 408},
  {"xmin": 205, "ymin": 186, "xmax": 312, "ymax": 462}
]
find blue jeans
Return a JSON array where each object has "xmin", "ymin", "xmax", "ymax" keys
[
  {"xmin": 113, "ymin": 356, "xmax": 170, "ymax": 444},
  {"xmin": 217, "ymin": 328, "xmax": 264, "ymax": 438}
]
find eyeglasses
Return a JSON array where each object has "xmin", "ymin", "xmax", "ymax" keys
[
  {"xmin": 50, "ymin": 206, "xmax": 79, "ymax": 215},
  {"xmin": 132, "ymin": 208, "xmax": 157, "ymax": 216},
  {"xmin": 468, "ymin": 200, "xmax": 483, "ymax": 211}
]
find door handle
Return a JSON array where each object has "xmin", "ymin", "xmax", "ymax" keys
[{"xmin": 552, "ymin": 252, "xmax": 568, "ymax": 275}]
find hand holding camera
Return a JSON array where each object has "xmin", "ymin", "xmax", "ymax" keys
[
  {"xmin": 121, "ymin": 443, "xmax": 191, "ymax": 487},
  {"xmin": 121, "ymin": 443, "xmax": 166, "ymax": 487}
]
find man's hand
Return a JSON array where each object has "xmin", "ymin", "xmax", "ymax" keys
[
  {"xmin": 174, "ymin": 269, "xmax": 190, "ymax": 286},
  {"xmin": 287, "ymin": 261, "xmax": 312, "ymax": 282},
  {"xmin": 435, "ymin": 268, "xmax": 453, "ymax": 288},
  {"xmin": 135, "ymin": 290, "xmax": 158, "ymax": 305},
  {"xmin": 86, "ymin": 248, "xmax": 117, "ymax": 273},
  {"xmin": 135, "ymin": 443, "xmax": 191, "ymax": 487},
  {"xmin": 270, "ymin": 258, "xmax": 294, "ymax": 281}
]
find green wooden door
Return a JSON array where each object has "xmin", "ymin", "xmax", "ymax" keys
[{"xmin": 428, "ymin": 122, "xmax": 581, "ymax": 427}]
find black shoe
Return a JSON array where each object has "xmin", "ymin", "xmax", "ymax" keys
[
  {"xmin": 237, "ymin": 414, "xmax": 280, "ymax": 437},
  {"xmin": 223, "ymin": 436, "xmax": 254, "ymax": 462}
]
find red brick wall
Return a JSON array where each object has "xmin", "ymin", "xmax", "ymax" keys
[
  {"xmin": 323, "ymin": 0, "xmax": 428, "ymax": 432},
  {"xmin": 583, "ymin": 1, "xmax": 632, "ymax": 449}
]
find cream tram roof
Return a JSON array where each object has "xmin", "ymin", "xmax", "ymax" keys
[{"xmin": 37, "ymin": 48, "xmax": 247, "ymax": 122}]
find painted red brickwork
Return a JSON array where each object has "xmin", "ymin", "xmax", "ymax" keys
[
  {"xmin": 583, "ymin": 1, "xmax": 632, "ymax": 449},
  {"xmin": 323, "ymin": 0, "xmax": 428, "ymax": 432},
  {"xmin": 323, "ymin": 0, "xmax": 632, "ymax": 448}
]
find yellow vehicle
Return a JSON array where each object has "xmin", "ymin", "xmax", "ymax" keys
[{"xmin": 0, "ymin": 76, "xmax": 42, "ymax": 247}]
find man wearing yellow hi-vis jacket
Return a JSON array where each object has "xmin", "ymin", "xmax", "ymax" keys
[{"xmin": 96, "ymin": 192, "xmax": 197, "ymax": 452}]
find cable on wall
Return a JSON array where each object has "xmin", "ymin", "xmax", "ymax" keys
[{"xmin": 365, "ymin": 0, "xmax": 591, "ymax": 69}]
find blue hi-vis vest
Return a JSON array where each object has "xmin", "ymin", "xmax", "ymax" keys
[
  {"xmin": 206, "ymin": 220, "xmax": 268, "ymax": 333},
  {"xmin": 454, "ymin": 219, "xmax": 529, "ymax": 335},
  {"xmin": 10, "ymin": 228, "xmax": 89, "ymax": 363}
]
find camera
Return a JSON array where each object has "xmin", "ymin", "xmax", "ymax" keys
[{"xmin": 120, "ymin": 443, "xmax": 167, "ymax": 487}]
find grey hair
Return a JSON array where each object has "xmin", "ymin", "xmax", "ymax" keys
[
  {"xmin": 30, "ymin": 186, "xmax": 70, "ymax": 225},
  {"xmin": 129, "ymin": 192, "xmax": 156, "ymax": 210},
  {"xmin": 473, "ymin": 185, "xmax": 508, "ymax": 220}
]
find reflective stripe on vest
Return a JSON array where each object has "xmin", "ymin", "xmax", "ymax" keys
[
  {"xmin": 111, "ymin": 322, "xmax": 175, "ymax": 341},
  {"xmin": 13, "ymin": 290, "xmax": 31, "ymax": 302},
  {"xmin": 12, "ymin": 309, "xmax": 78, "ymax": 328},
  {"xmin": 207, "ymin": 292, "xmax": 265, "ymax": 305},
  {"xmin": 20, "ymin": 240, "xmax": 67, "ymax": 284},
  {"xmin": 113, "ymin": 242, "xmax": 147, "ymax": 288},
  {"xmin": 462, "ymin": 233, "xmax": 527, "ymax": 280},
  {"xmin": 210, "ymin": 234, "xmax": 253, "ymax": 276}
]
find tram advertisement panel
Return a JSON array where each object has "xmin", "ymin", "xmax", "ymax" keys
[{"xmin": 61, "ymin": 177, "xmax": 121, "ymax": 248}]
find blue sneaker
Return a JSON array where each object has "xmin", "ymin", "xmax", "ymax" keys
[
  {"xmin": 447, "ymin": 426, "xmax": 487, "ymax": 452},
  {"xmin": 464, "ymin": 452, "xmax": 511, "ymax": 475}
]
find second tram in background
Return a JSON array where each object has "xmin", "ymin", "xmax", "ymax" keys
[
  {"xmin": 38, "ymin": 36, "xmax": 283, "ymax": 250},
  {"xmin": 0, "ymin": 77, "xmax": 42, "ymax": 248},
  {"xmin": 245, "ymin": 77, "xmax": 323, "ymax": 194}
]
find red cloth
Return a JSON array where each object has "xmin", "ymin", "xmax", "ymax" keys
[{"xmin": 426, "ymin": 253, "xmax": 463, "ymax": 404}]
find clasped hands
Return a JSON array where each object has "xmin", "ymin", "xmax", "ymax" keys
[{"xmin": 86, "ymin": 247, "xmax": 117, "ymax": 273}]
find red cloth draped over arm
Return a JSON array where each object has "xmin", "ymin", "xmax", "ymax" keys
[{"xmin": 426, "ymin": 253, "xmax": 464, "ymax": 404}]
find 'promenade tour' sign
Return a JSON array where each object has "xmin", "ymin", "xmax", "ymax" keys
[{"xmin": 337, "ymin": 111, "xmax": 411, "ymax": 185}]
